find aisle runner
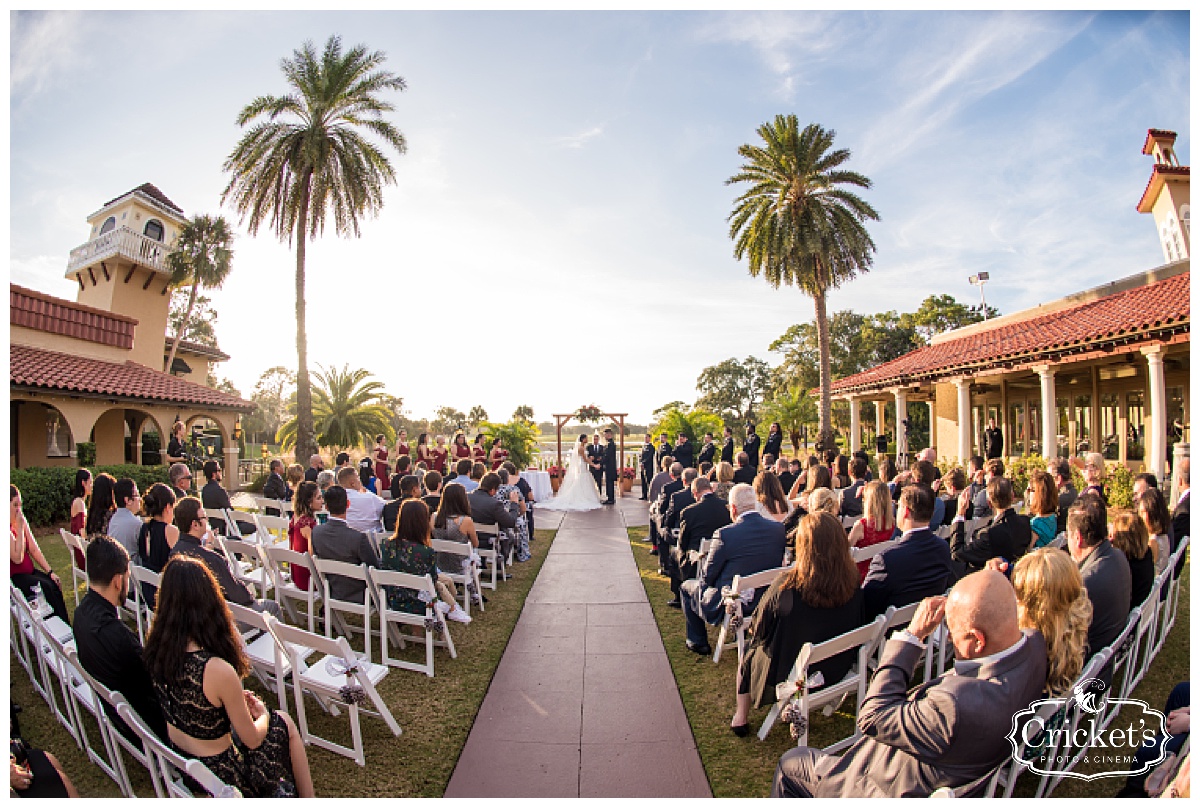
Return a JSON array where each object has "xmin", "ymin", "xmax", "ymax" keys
[{"xmin": 445, "ymin": 498, "xmax": 710, "ymax": 797}]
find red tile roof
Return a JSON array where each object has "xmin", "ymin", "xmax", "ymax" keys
[
  {"xmin": 11, "ymin": 344, "xmax": 254, "ymax": 411},
  {"xmin": 11, "ymin": 284, "xmax": 138, "ymax": 349},
  {"xmin": 830, "ymin": 272, "xmax": 1190, "ymax": 395},
  {"xmin": 1143, "ymin": 128, "xmax": 1178, "ymax": 154},
  {"xmin": 171, "ymin": 339, "xmax": 231, "ymax": 362},
  {"xmin": 1137, "ymin": 164, "xmax": 1190, "ymax": 212},
  {"xmin": 102, "ymin": 183, "xmax": 183, "ymax": 214}
]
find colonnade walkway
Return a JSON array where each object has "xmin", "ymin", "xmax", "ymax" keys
[{"xmin": 445, "ymin": 495, "xmax": 710, "ymax": 797}]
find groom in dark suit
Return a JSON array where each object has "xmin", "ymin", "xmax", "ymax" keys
[
  {"xmin": 602, "ymin": 429, "xmax": 618, "ymax": 504},
  {"xmin": 586, "ymin": 433, "xmax": 604, "ymax": 491}
]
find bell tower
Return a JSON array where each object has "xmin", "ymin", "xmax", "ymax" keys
[{"xmin": 1137, "ymin": 129, "xmax": 1190, "ymax": 263}]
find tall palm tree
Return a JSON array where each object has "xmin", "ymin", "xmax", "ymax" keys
[
  {"xmin": 727, "ymin": 116, "xmax": 879, "ymax": 451},
  {"xmin": 276, "ymin": 364, "xmax": 393, "ymax": 452},
  {"xmin": 163, "ymin": 214, "xmax": 234, "ymax": 372},
  {"xmin": 222, "ymin": 35, "xmax": 407, "ymax": 463}
]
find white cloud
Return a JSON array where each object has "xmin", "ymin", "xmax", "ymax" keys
[
  {"xmin": 10, "ymin": 12, "xmax": 87, "ymax": 102},
  {"xmin": 552, "ymin": 125, "xmax": 604, "ymax": 149}
]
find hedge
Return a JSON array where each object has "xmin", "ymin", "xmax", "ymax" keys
[{"xmin": 11, "ymin": 464, "xmax": 172, "ymax": 528}]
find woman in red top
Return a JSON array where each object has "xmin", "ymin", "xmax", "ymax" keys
[
  {"xmin": 452, "ymin": 433, "xmax": 471, "ymax": 461},
  {"xmin": 416, "ymin": 433, "xmax": 432, "ymax": 471},
  {"xmin": 69, "ymin": 469, "xmax": 92, "ymax": 569},
  {"xmin": 846, "ymin": 480, "xmax": 899, "ymax": 584},
  {"xmin": 11, "ymin": 485, "xmax": 70, "ymax": 624},
  {"xmin": 394, "ymin": 430, "xmax": 410, "ymax": 465},
  {"xmin": 488, "ymin": 437, "xmax": 509, "ymax": 471},
  {"xmin": 288, "ymin": 482, "xmax": 323, "ymax": 593},
  {"xmin": 373, "ymin": 434, "xmax": 390, "ymax": 482},
  {"xmin": 431, "ymin": 435, "xmax": 449, "ymax": 475},
  {"xmin": 471, "ymin": 434, "xmax": 487, "ymax": 465}
]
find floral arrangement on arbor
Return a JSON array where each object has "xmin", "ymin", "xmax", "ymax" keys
[
  {"xmin": 575, "ymin": 404, "xmax": 603, "ymax": 423},
  {"xmin": 619, "ymin": 467, "xmax": 636, "ymax": 480},
  {"xmin": 547, "ymin": 465, "xmax": 566, "ymax": 480}
]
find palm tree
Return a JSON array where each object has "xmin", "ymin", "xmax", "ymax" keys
[
  {"xmin": 222, "ymin": 35, "xmax": 407, "ymax": 463},
  {"xmin": 163, "ymin": 215, "xmax": 234, "ymax": 372},
  {"xmin": 276, "ymin": 364, "xmax": 393, "ymax": 452},
  {"xmin": 727, "ymin": 116, "xmax": 878, "ymax": 450}
]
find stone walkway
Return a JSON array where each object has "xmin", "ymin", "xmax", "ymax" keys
[{"xmin": 444, "ymin": 495, "xmax": 710, "ymax": 798}]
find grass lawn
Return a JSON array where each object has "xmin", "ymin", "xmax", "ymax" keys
[
  {"xmin": 626, "ymin": 524, "xmax": 1190, "ymax": 798},
  {"xmin": 10, "ymin": 523, "xmax": 559, "ymax": 798}
]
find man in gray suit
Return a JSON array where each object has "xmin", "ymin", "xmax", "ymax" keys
[
  {"xmin": 467, "ymin": 473, "xmax": 519, "ymax": 560},
  {"xmin": 1068, "ymin": 495, "xmax": 1131, "ymax": 659},
  {"xmin": 772, "ymin": 570, "xmax": 1047, "ymax": 798},
  {"xmin": 310, "ymin": 485, "xmax": 379, "ymax": 604}
]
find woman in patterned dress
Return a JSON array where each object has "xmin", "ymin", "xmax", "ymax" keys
[
  {"xmin": 495, "ymin": 468, "xmax": 531, "ymax": 562},
  {"xmin": 379, "ymin": 499, "xmax": 470, "ymax": 622}
]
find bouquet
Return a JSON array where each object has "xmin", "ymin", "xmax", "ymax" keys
[{"xmin": 575, "ymin": 404, "xmax": 603, "ymax": 422}]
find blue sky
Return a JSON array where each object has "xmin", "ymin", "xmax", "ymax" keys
[{"xmin": 9, "ymin": 10, "xmax": 1190, "ymax": 425}]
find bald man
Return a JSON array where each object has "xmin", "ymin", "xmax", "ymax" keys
[{"xmin": 771, "ymin": 570, "xmax": 1047, "ymax": 798}]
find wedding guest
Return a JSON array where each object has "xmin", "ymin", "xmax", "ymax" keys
[
  {"xmin": 732, "ymin": 452, "xmax": 756, "ymax": 485},
  {"xmin": 1077, "ymin": 451, "xmax": 1108, "ymax": 503},
  {"xmin": 1026, "ymin": 469, "xmax": 1060, "ymax": 549},
  {"xmin": 470, "ymin": 462, "xmax": 487, "ymax": 484},
  {"xmin": 316, "ymin": 469, "xmax": 335, "ymax": 493},
  {"xmin": 876, "ymin": 454, "xmax": 898, "ymax": 490},
  {"xmin": 713, "ymin": 461, "xmax": 736, "ymax": 500},
  {"xmin": 763, "ymin": 422, "xmax": 784, "ymax": 462},
  {"xmin": 357, "ymin": 456, "xmax": 377, "ymax": 494},
  {"xmin": 790, "ymin": 464, "xmax": 832, "ymax": 509},
  {"xmin": 143, "ymin": 555, "xmax": 313, "ymax": 797},
  {"xmin": 286, "ymin": 464, "xmax": 305, "ymax": 496},
  {"xmin": 755, "ymin": 472, "xmax": 793, "ymax": 523},
  {"xmin": 1110, "ymin": 512, "xmax": 1155, "ymax": 611},
  {"xmin": 171, "ymin": 498, "xmax": 279, "ymax": 616},
  {"xmin": 648, "ymin": 456, "xmax": 676, "ymax": 504},
  {"xmin": 431, "ymin": 435, "xmax": 450, "ymax": 475},
  {"xmin": 862, "ymin": 485, "xmax": 953, "ymax": 619},
  {"xmin": 201, "ymin": 460, "xmax": 252, "ymax": 537},
  {"xmin": 166, "ymin": 420, "xmax": 187, "ymax": 464},
  {"xmin": 108, "ymin": 478, "xmax": 144, "ymax": 565},
  {"xmin": 839, "ymin": 456, "xmax": 868, "ymax": 519},
  {"xmin": 847, "ymin": 480, "xmax": 900, "ymax": 584},
  {"xmin": 1047, "ymin": 457, "xmax": 1078, "ymax": 535},
  {"xmin": 137, "ymin": 483, "xmax": 179, "ymax": 578},
  {"xmin": 452, "ymin": 459, "xmax": 479, "ymax": 493},
  {"xmin": 949, "ymin": 476, "xmax": 1031, "ymax": 576},
  {"xmin": 422, "ymin": 471, "xmax": 444, "ymax": 514},
  {"xmin": 680, "ymin": 484, "xmax": 786, "ymax": 655},
  {"xmin": 467, "ymin": 474, "xmax": 519, "ymax": 561},
  {"xmin": 310, "ymin": 486, "xmax": 379, "ymax": 604},
  {"xmin": 831, "ymin": 454, "xmax": 852, "ymax": 489},
  {"xmin": 771, "ymin": 572, "xmax": 1047, "ymax": 797},
  {"xmin": 262, "ymin": 459, "xmax": 289, "ymax": 503},
  {"xmin": 776, "ymin": 457, "xmax": 797, "ymax": 496},
  {"xmin": 488, "ymin": 437, "xmax": 508, "ymax": 471},
  {"xmin": 910, "ymin": 460, "xmax": 945, "ymax": 530},
  {"xmin": 335, "ymin": 452, "xmax": 351, "ymax": 470},
  {"xmin": 379, "ymin": 499, "xmax": 470, "ymax": 624},
  {"xmin": 496, "ymin": 468, "xmax": 530, "ymax": 562},
  {"xmin": 304, "ymin": 453, "xmax": 324, "ymax": 483},
  {"xmin": 73, "ymin": 534, "xmax": 169, "ymax": 744},
  {"xmin": 374, "ymin": 434, "xmax": 391, "ymax": 485},
  {"xmin": 675, "ymin": 477, "xmax": 732, "ymax": 604},
  {"xmin": 1136, "ymin": 487, "xmax": 1173, "ymax": 575},
  {"xmin": 433, "ymin": 482, "xmax": 480, "ymax": 576},
  {"xmin": 651, "ymin": 463, "xmax": 685, "ymax": 561},
  {"xmin": 1117, "ymin": 683, "xmax": 1191, "ymax": 798},
  {"xmin": 1171, "ymin": 459, "xmax": 1189, "ymax": 555},
  {"xmin": 1009, "ymin": 548, "xmax": 1092, "ymax": 698},
  {"xmin": 69, "ymin": 468, "xmax": 92, "ymax": 569},
  {"xmin": 10, "ymin": 485, "xmax": 69, "ymax": 624},
  {"xmin": 1133, "ymin": 472, "xmax": 1159, "ymax": 499},
  {"xmin": 390, "ymin": 455, "xmax": 413, "ymax": 499},
  {"xmin": 1067, "ymin": 496, "xmax": 1131, "ymax": 661},
  {"xmin": 382, "ymin": 475, "xmax": 420, "ymax": 534},
  {"xmin": 940, "ymin": 467, "xmax": 968, "ymax": 511},
  {"xmin": 504, "ymin": 461, "xmax": 535, "ymax": 537},
  {"xmin": 730, "ymin": 512, "xmax": 865, "ymax": 736},
  {"xmin": 337, "ymin": 466, "xmax": 384, "ymax": 534},
  {"xmin": 8, "ymin": 735, "xmax": 78, "ymax": 798},
  {"xmin": 806, "ymin": 488, "xmax": 839, "ymax": 519},
  {"xmin": 169, "ymin": 463, "xmax": 193, "ymax": 499},
  {"xmin": 288, "ymin": 482, "xmax": 323, "ymax": 593},
  {"xmin": 85, "ymin": 472, "xmax": 118, "ymax": 543}
]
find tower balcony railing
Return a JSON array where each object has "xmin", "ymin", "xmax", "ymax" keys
[{"xmin": 66, "ymin": 227, "xmax": 172, "ymax": 276}]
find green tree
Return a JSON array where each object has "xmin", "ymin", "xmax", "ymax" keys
[
  {"xmin": 467, "ymin": 406, "xmax": 489, "ymax": 428},
  {"xmin": 511, "ymin": 405, "xmax": 534, "ymax": 422},
  {"xmin": 168, "ymin": 291, "xmax": 220, "ymax": 350},
  {"xmin": 767, "ymin": 310, "xmax": 919, "ymax": 396},
  {"xmin": 164, "ymin": 214, "xmax": 235, "ymax": 372},
  {"xmin": 243, "ymin": 366, "xmax": 295, "ymax": 444},
  {"xmin": 727, "ymin": 117, "xmax": 879, "ymax": 451},
  {"xmin": 694, "ymin": 356, "xmax": 772, "ymax": 427},
  {"xmin": 222, "ymin": 35, "xmax": 407, "ymax": 464},
  {"xmin": 901, "ymin": 293, "xmax": 1000, "ymax": 343},
  {"xmin": 652, "ymin": 401, "xmax": 690, "ymax": 420},
  {"xmin": 478, "ymin": 419, "xmax": 541, "ymax": 469},
  {"xmin": 761, "ymin": 385, "xmax": 818, "ymax": 458},
  {"xmin": 430, "ymin": 406, "xmax": 466, "ymax": 436},
  {"xmin": 649, "ymin": 406, "xmax": 723, "ymax": 445},
  {"xmin": 276, "ymin": 364, "xmax": 393, "ymax": 452}
]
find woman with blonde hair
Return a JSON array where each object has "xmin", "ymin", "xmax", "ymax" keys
[
  {"xmin": 789, "ymin": 464, "xmax": 831, "ymax": 508},
  {"xmin": 1009, "ymin": 547, "xmax": 1092, "ymax": 698},
  {"xmin": 1076, "ymin": 451, "xmax": 1107, "ymax": 503},
  {"xmin": 713, "ymin": 461, "xmax": 736, "ymax": 500},
  {"xmin": 846, "ymin": 480, "xmax": 899, "ymax": 583},
  {"xmin": 806, "ymin": 487, "xmax": 839, "ymax": 516},
  {"xmin": 1110, "ymin": 512, "xmax": 1155, "ymax": 611},
  {"xmin": 754, "ymin": 472, "xmax": 793, "ymax": 522}
]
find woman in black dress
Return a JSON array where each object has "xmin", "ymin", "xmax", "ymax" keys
[
  {"xmin": 730, "ymin": 511, "xmax": 866, "ymax": 735},
  {"xmin": 143, "ymin": 555, "xmax": 313, "ymax": 797}
]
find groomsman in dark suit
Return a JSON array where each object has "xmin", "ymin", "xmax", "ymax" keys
[
  {"xmin": 602, "ymin": 429, "xmax": 618, "ymax": 504},
  {"xmin": 697, "ymin": 432, "xmax": 716, "ymax": 468},
  {"xmin": 639, "ymin": 434, "xmax": 656, "ymax": 500},
  {"xmin": 673, "ymin": 433, "xmax": 695, "ymax": 470},
  {"xmin": 764, "ymin": 422, "xmax": 784, "ymax": 462},
  {"xmin": 586, "ymin": 434, "xmax": 604, "ymax": 490},
  {"xmin": 721, "ymin": 426, "xmax": 735, "ymax": 464},
  {"xmin": 744, "ymin": 424, "xmax": 762, "ymax": 468},
  {"xmin": 654, "ymin": 432, "xmax": 672, "ymax": 477}
]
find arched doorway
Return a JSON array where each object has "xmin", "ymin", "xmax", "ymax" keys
[{"xmin": 9, "ymin": 400, "xmax": 78, "ymax": 468}]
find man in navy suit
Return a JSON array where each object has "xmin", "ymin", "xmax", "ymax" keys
[
  {"xmin": 949, "ymin": 476, "xmax": 1031, "ymax": 577},
  {"xmin": 863, "ymin": 485, "xmax": 954, "ymax": 619},
  {"xmin": 662, "ymin": 468, "xmax": 698, "ymax": 606},
  {"xmin": 680, "ymin": 484, "xmax": 787, "ymax": 654},
  {"xmin": 839, "ymin": 456, "xmax": 869, "ymax": 519}
]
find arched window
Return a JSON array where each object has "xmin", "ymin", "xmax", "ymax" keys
[
  {"xmin": 1181, "ymin": 205, "xmax": 1190, "ymax": 237},
  {"xmin": 144, "ymin": 219, "xmax": 164, "ymax": 242},
  {"xmin": 99, "ymin": 216, "xmax": 116, "ymax": 235}
]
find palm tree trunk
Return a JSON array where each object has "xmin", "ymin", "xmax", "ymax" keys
[
  {"xmin": 164, "ymin": 281, "xmax": 199, "ymax": 372},
  {"xmin": 293, "ymin": 174, "xmax": 317, "ymax": 464},
  {"xmin": 814, "ymin": 286, "xmax": 835, "ymax": 451}
]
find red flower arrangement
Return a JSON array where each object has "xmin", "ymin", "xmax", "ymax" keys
[
  {"xmin": 619, "ymin": 467, "xmax": 636, "ymax": 480},
  {"xmin": 547, "ymin": 465, "xmax": 566, "ymax": 479}
]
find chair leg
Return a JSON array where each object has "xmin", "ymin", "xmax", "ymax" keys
[
  {"xmin": 713, "ymin": 617, "xmax": 729, "ymax": 664},
  {"xmin": 758, "ymin": 702, "xmax": 782, "ymax": 741}
]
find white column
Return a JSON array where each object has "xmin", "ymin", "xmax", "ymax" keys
[
  {"xmin": 875, "ymin": 400, "xmax": 886, "ymax": 447},
  {"xmin": 893, "ymin": 388, "xmax": 908, "ymax": 467},
  {"xmin": 849, "ymin": 397, "xmax": 861, "ymax": 454},
  {"xmin": 955, "ymin": 378, "xmax": 972, "ymax": 463},
  {"xmin": 1037, "ymin": 365, "xmax": 1057, "ymax": 461},
  {"xmin": 223, "ymin": 447, "xmax": 241, "ymax": 492},
  {"xmin": 1143, "ymin": 345, "xmax": 1168, "ymax": 481},
  {"xmin": 927, "ymin": 400, "xmax": 937, "ymax": 457}
]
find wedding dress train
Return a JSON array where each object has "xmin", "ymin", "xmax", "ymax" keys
[{"xmin": 539, "ymin": 444, "xmax": 604, "ymax": 511}]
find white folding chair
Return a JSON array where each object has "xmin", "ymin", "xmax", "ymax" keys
[
  {"xmin": 757, "ymin": 614, "xmax": 887, "ymax": 751},
  {"xmin": 368, "ymin": 568, "xmax": 457, "ymax": 676},
  {"xmin": 313, "ymin": 558, "xmax": 377, "ymax": 660},
  {"xmin": 222, "ymin": 508, "xmax": 259, "ymax": 540},
  {"xmin": 268, "ymin": 616, "xmax": 401, "ymax": 767},
  {"xmin": 1096, "ymin": 605, "xmax": 1144, "ymax": 731},
  {"xmin": 9, "ymin": 584, "xmax": 35, "ymax": 680},
  {"xmin": 841, "ymin": 515, "xmax": 859, "ymax": 531},
  {"xmin": 127, "ymin": 565, "xmax": 161, "ymax": 642},
  {"xmin": 75, "ymin": 661, "xmax": 164, "ymax": 797},
  {"xmin": 254, "ymin": 512, "xmax": 292, "ymax": 546},
  {"xmin": 58, "ymin": 646, "xmax": 124, "ymax": 793},
  {"xmin": 982, "ymin": 696, "xmax": 1068, "ymax": 798},
  {"xmin": 253, "ymin": 496, "xmax": 292, "ymax": 518},
  {"xmin": 114, "ymin": 702, "xmax": 241, "ymax": 797},
  {"xmin": 1036, "ymin": 652, "xmax": 1109, "ymax": 797},
  {"xmin": 431, "ymin": 539, "xmax": 484, "ymax": 615},
  {"xmin": 713, "ymin": 567, "xmax": 786, "ymax": 664},
  {"xmin": 217, "ymin": 536, "xmax": 273, "ymax": 600},
  {"xmin": 365, "ymin": 529, "xmax": 386, "ymax": 559},
  {"xmin": 59, "ymin": 528, "xmax": 89, "ymax": 607},
  {"xmin": 24, "ymin": 598, "xmax": 78, "ymax": 736},
  {"xmin": 474, "ymin": 523, "xmax": 505, "ymax": 589},
  {"xmin": 264, "ymin": 545, "xmax": 325, "ymax": 632},
  {"xmin": 933, "ymin": 523, "xmax": 956, "ymax": 541},
  {"xmin": 1128, "ymin": 568, "xmax": 1170, "ymax": 692},
  {"xmin": 1151, "ymin": 534, "xmax": 1189, "ymax": 660},
  {"xmin": 868, "ymin": 601, "xmax": 922, "ymax": 671},
  {"xmin": 851, "ymin": 538, "xmax": 899, "ymax": 565},
  {"xmin": 226, "ymin": 601, "xmax": 315, "ymax": 712},
  {"xmin": 698, "ymin": 538, "xmax": 713, "ymax": 557}
]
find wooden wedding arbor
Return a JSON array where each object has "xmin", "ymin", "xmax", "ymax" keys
[{"xmin": 552, "ymin": 409, "xmax": 627, "ymax": 469}]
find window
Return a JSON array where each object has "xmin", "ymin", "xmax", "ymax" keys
[
  {"xmin": 1167, "ymin": 386, "xmax": 1187, "ymax": 458},
  {"xmin": 1008, "ymin": 402, "xmax": 1025, "ymax": 456},
  {"xmin": 1126, "ymin": 391, "xmax": 1145, "ymax": 462},
  {"xmin": 1181, "ymin": 205, "xmax": 1190, "ymax": 237},
  {"xmin": 1056, "ymin": 396, "xmax": 1070, "ymax": 458},
  {"xmin": 1100, "ymin": 394, "xmax": 1120, "ymax": 460},
  {"xmin": 144, "ymin": 219, "xmax": 164, "ymax": 242},
  {"xmin": 1074, "ymin": 394, "xmax": 1091, "ymax": 455},
  {"xmin": 1028, "ymin": 401, "xmax": 1041, "ymax": 456},
  {"xmin": 99, "ymin": 216, "xmax": 116, "ymax": 235}
]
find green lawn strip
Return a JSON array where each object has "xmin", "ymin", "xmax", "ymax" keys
[
  {"xmin": 11, "ymin": 523, "xmax": 558, "ymax": 797},
  {"xmin": 626, "ymin": 525, "xmax": 1190, "ymax": 799}
]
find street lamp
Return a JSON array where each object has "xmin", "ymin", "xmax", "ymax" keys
[{"xmin": 968, "ymin": 272, "xmax": 991, "ymax": 320}]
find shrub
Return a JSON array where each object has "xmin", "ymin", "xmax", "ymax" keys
[
  {"xmin": 11, "ymin": 464, "xmax": 172, "ymax": 527},
  {"xmin": 478, "ymin": 419, "xmax": 541, "ymax": 470},
  {"xmin": 75, "ymin": 442, "xmax": 96, "ymax": 467},
  {"xmin": 246, "ymin": 471, "xmax": 270, "ymax": 494}
]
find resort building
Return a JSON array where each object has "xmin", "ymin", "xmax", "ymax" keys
[
  {"xmin": 832, "ymin": 129, "xmax": 1190, "ymax": 485},
  {"xmin": 9, "ymin": 184, "xmax": 254, "ymax": 483}
]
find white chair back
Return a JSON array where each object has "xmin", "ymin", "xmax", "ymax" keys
[
  {"xmin": 713, "ymin": 566, "xmax": 786, "ymax": 664},
  {"xmin": 851, "ymin": 538, "xmax": 899, "ymax": 565},
  {"xmin": 255, "ymin": 512, "xmax": 292, "ymax": 545},
  {"xmin": 59, "ymin": 528, "xmax": 89, "ymax": 607},
  {"xmin": 430, "ymin": 539, "xmax": 484, "ymax": 615},
  {"xmin": 313, "ymin": 558, "xmax": 376, "ymax": 660},
  {"xmin": 264, "ymin": 545, "xmax": 324, "ymax": 632},
  {"xmin": 367, "ymin": 567, "xmax": 456, "ymax": 676}
]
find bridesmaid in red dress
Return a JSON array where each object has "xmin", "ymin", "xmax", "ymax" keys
[
  {"xmin": 416, "ymin": 433, "xmax": 432, "ymax": 471},
  {"xmin": 471, "ymin": 434, "xmax": 488, "ymax": 466},
  {"xmin": 288, "ymin": 482, "xmax": 323, "ymax": 592},
  {"xmin": 69, "ymin": 469, "xmax": 92, "ymax": 570},
  {"xmin": 394, "ymin": 430, "xmax": 410, "ymax": 468},
  {"xmin": 373, "ymin": 434, "xmax": 390, "ymax": 483},
  {"xmin": 488, "ymin": 437, "xmax": 510, "ymax": 471},
  {"xmin": 453, "ymin": 433, "xmax": 472, "ymax": 462},
  {"xmin": 431, "ymin": 435, "xmax": 450, "ymax": 475}
]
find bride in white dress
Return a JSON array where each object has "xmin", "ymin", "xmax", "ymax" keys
[{"xmin": 540, "ymin": 434, "xmax": 604, "ymax": 511}]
